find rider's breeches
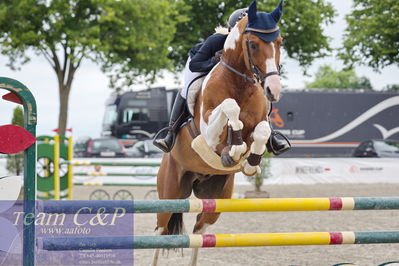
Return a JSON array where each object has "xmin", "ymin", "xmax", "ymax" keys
[{"xmin": 181, "ymin": 57, "xmax": 206, "ymax": 99}]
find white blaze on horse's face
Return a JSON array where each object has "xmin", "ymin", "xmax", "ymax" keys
[
  {"xmin": 224, "ymin": 25, "xmax": 241, "ymax": 51},
  {"xmin": 246, "ymin": 34, "xmax": 282, "ymax": 102},
  {"xmin": 264, "ymin": 42, "xmax": 281, "ymax": 102}
]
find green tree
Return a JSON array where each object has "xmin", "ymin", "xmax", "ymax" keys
[
  {"xmin": 171, "ymin": 0, "xmax": 336, "ymax": 70},
  {"xmin": 340, "ymin": 0, "xmax": 399, "ymax": 69},
  {"xmin": 383, "ymin": 84, "xmax": 399, "ymax": 92},
  {"xmin": 6, "ymin": 107, "xmax": 24, "ymax": 175},
  {"xmin": 0, "ymin": 0, "xmax": 181, "ymax": 136},
  {"xmin": 11, "ymin": 106, "xmax": 24, "ymax": 127},
  {"xmin": 0, "ymin": 0, "xmax": 337, "ymax": 137},
  {"xmin": 306, "ymin": 65, "xmax": 373, "ymax": 90}
]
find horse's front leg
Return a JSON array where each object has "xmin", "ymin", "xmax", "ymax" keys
[
  {"xmin": 202, "ymin": 98, "xmax": 247, "ymax": 167},
  {"xmin": 241, "ymin": 120, "xmax": 271, "ymax": 176}
]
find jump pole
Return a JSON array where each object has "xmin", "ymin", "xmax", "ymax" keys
[
  {"xmin": 73, "ymin": 182, "xmax": 156, "ymax": 187},
  {"xmin": 50, "ymin": 135, "xmax": 158, "ymax": 198},
  {"xmin": 67, "ymin": 135, "xmax": 73, "ymax": 200},
  {"xmin": 74, "ymin": 172, "xmax": 157, "ymax": 177},
  {"xmin": 39, "ymin": 231, "xmax": 399, "ymax": 250},
  {"xmin": 65, "ymin": 161, "xmax": 161, "ymax": 167},
  {"xmin": 39, "ymin": 197, "xmax": 399, "ymax": 214},
  {"xmin": 53, "ymin": 134, "xmax": 60, "ymax": 200}
]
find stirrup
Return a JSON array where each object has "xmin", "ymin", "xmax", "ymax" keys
[
  {"xmin": 153, "ymin": 139, "xmax": 169, "ymax": 153},
  {"xmin": 267, "ymin": 131, "xmax": 291, "ymax": 155},
  {"xmin": 153, "ymin": 127, "xmax": 176, "ymax": 153}
]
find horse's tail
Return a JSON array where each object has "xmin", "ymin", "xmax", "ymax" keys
[{"xmin": 167, "ymin": 213, "xmax": 184, "ymax": 235}]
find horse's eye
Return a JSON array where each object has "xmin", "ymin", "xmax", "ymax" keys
[{"xmin": 250, "ymin": 41, "xmax": 257, "ymax": 50}]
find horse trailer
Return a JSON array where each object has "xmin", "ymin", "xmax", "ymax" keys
[{"xmin": 272, "ymin": 89, "xmax": 399, "ymax": 157}]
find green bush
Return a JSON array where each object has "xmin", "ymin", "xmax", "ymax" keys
[
  {"xmin": 6, "ymin": 106, "xmax": 24, "ymax": 175},
  {"xmin": 246, "ymin": 153, "xmax": 272, "ymax": 192}
]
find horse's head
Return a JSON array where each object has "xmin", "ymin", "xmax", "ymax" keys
[{"xmin": 224, "ymin": 0, "xmax": 283, "ymax": 102}]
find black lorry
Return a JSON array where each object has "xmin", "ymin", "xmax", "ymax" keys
[{"xmin": 102, "ymin": 87, "xmax": 178, "ymax": 141}]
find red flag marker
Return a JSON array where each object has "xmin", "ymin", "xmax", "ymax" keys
[
  {"xmin": 2, "ymin": 92, "xmax": 23, "ymax": 105},
  {"xmin": 0, "ymin": 125, "xmax": 36, "ymax": 154}
]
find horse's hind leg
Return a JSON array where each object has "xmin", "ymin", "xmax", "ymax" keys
[
  {"xmin": 152, "ymin": 154, "xmax": 193, "ymax": 266},
  {"xmin": 189, "ymin": 174, "xmax": 235, "ymax": 266},
  {"xmin": 151, "ymin": 225, "xmax": 163, "ymax": 266},
  {"xmin": 189, "ymin": 212, "xmax": 221, "ymax": 266}
]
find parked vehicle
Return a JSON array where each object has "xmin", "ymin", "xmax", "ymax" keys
[
  {"xmin": 86, "ymin": 138, "xmax": 127, "ymax": 158},
  {"xmin": 73, "ymin": 136, "xmax": 92, "ymax": 157},
  {"xmin": 102, "ymin": 87, "xmax": 178, "ymax": 140},
  {"xmin": 352, "ymin": 139, "xmax": 399, "ymax": 158},
  {"xmin": 125, "ymin": 139, "xmax": 163, "ymax": 158}
]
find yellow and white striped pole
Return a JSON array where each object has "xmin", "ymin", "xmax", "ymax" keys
[
  {"xmin": 53, "ymin": 134, "xmax": 60, "ymax": 200},
  {"xmin": 44, "ymin": 137, "xmax": 49, "ymax": 178},
  {"xmin": 67, "ymin": 136, "xmax": 73, "ymax": 200}
]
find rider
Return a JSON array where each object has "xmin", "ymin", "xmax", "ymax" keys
[{"xmin": 153, "ymin": 8, "xmax": 290, "ymax": 155}]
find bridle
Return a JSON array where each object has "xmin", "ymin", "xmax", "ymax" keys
[{"xmin": 221, "ymin": 26, "xmax": 281, "ymax": 86}]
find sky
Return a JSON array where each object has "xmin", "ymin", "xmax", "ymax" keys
[{"xmin": 0, "ymin": 1, "xmax": 398, "ymax": 140}]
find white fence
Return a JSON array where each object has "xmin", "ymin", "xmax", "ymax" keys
[{"xmin": 1, "ymin": 157, "xmax": 398, "ymax": 185}]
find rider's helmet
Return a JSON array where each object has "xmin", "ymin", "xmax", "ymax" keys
[{"xmin": 227, "ymin": 8, "xmax": 248, "ymax": 30}]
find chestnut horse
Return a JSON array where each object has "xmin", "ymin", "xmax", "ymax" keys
[{"xmin": 152, "ymin": 1, "xmax": 283, "ymax": 265}]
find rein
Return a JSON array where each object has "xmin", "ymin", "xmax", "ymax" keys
[
  {"xmin": 221, "ymin": 28, "xmax": 280, "ymax": 85},
  {"xmin": 221, "ymin": 61, "xmax": 256, "ymax": 84}
]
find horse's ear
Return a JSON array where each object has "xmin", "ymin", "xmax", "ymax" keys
[
  {"xmin": 248, "ymin": 0, "xmax": 257, "ymax": 24},
  {"xmin": 271, "ymin": 0, "xmax": 283, "ymax": 23}
]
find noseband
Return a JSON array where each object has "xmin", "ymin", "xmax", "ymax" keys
[{"xmin": 221, "ymin": 28, "xmax": 280, "ymax": 85}]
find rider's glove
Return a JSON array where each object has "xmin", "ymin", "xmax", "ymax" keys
[{"xmin": 211, "ymin": 50, "xmax": 223, "ymax": 63}]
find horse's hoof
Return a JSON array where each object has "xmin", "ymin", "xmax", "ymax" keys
[
  {"xmin": 221, "ymin": 154, "xmax": 235, "ymax": 167},
  {"xmin": 241, "ymin": 161, "xmax": 261, "ymax": 176},
  {"xmin": 242, "ymin": 168, "xmax": 257, "ymax": 176},
  {"xmin": 229, "ymin": 142, "xmax": 247, "ymax": 161},
  {"xmin": 221, "ymin": 146, "xmax": 236, "ymax": 167}
]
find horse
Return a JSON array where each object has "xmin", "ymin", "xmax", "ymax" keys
[{"xmin": 152, "ymin": 1, "xmax": 283, "ymax": 265}]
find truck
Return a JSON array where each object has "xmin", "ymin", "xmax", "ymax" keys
[
  {"xmin": 102, "ymin": 87, "xmax": 399, "ymax": 157},
  {"xmin": 101, "ymin": 87, "xmax": 178, "ymax": 144}
]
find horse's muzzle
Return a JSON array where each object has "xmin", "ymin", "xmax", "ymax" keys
[
  {"xmin": 266, "ymin": 87, "xmax": 277, "ymax": 102},
  {"xmin": 264, "ymin": 75, "xmax": 281, "ymax": 102}
]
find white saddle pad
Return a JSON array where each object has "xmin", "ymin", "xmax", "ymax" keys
[
  {"xmin": 187, "ymin": 76, "xmax": 206, "ymax": 116},
  {"xmin": 191, "ymin": 135, "xmax": 250, "ymax": 172}
]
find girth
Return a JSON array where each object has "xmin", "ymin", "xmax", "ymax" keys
[{"xmin": 185, "ymin": 118, "xmax": 201, "ymax": 139}]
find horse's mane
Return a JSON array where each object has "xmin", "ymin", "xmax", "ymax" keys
[
  {"xmin": 214, "ymin": 26, "xmax": 229, "ymax": 35},
  {"xmin": 214, "ymin": 16, "xmax": 249, "ymax": 36}
]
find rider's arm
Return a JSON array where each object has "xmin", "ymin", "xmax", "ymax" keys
[{"xmin": 189, "ymin": 34, "xmax": 227, "ymax": 73}]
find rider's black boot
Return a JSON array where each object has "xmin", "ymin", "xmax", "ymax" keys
[
  {"xmin": 153, "ymin": 94, "xmax": 188, "ymax": 152},
  {"xmin": 266, "ymin": 103, "xmax": 291, "ymax": 155},
  {"xmin": 266, "ymin": 130, "xmax": 291, "ymax": 155}
]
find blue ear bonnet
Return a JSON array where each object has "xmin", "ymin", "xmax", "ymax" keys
[{"xmin": 245, "ymin": 0, "xmax": 283, "ymax": 42}]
